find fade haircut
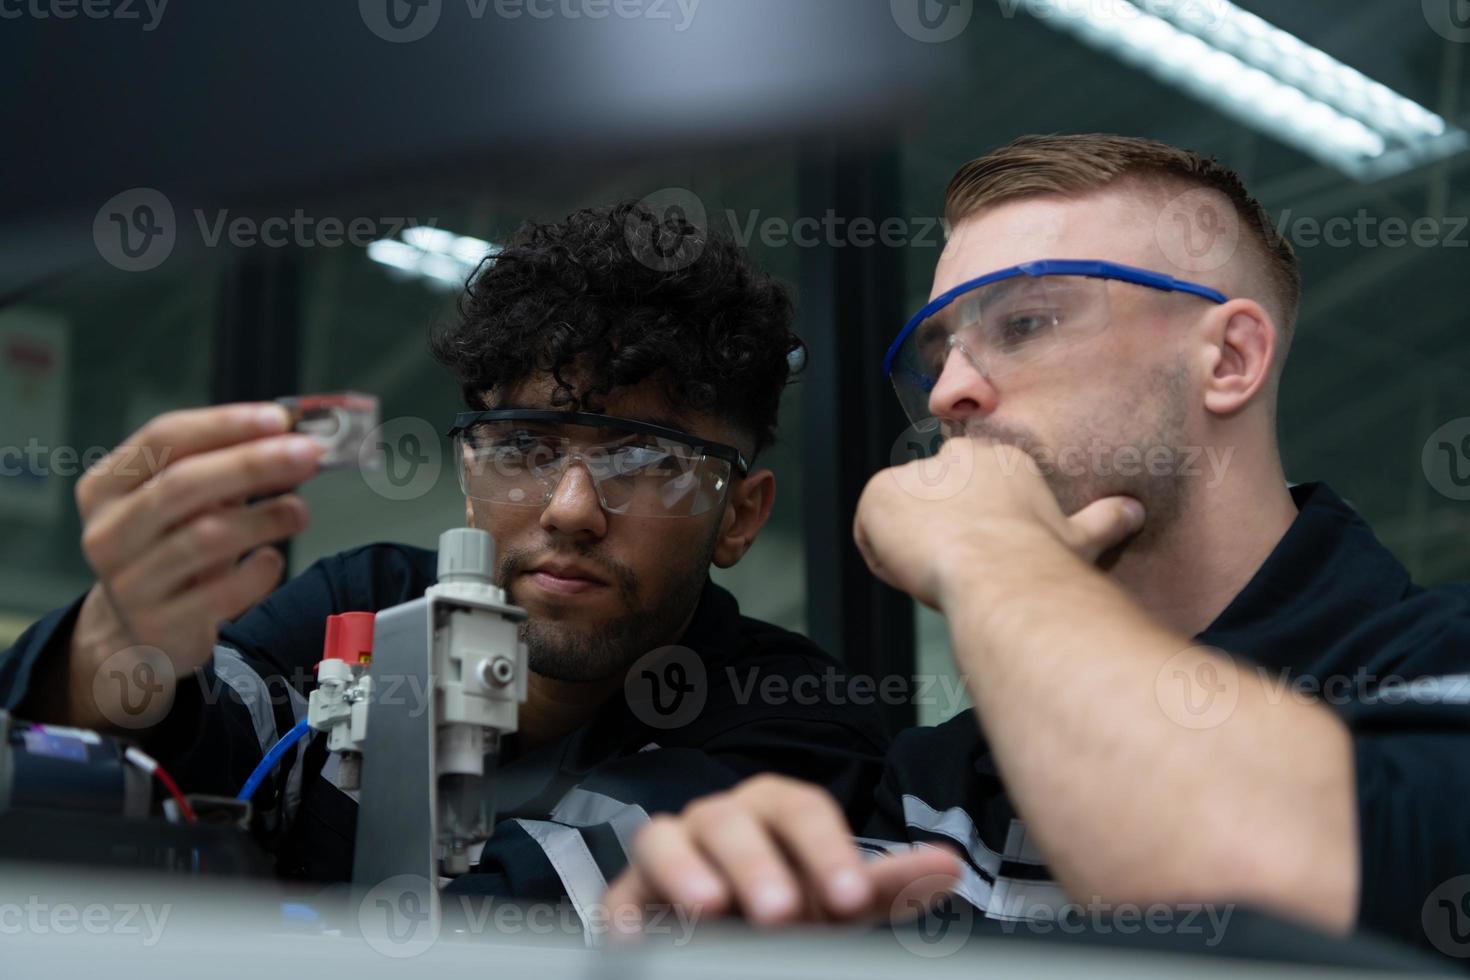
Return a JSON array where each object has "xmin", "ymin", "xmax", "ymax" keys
[{"xmin": 943, "ymin": 134, "xmax": 1300, "ymax": 344}]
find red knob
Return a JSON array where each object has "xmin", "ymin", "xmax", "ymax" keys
[{"xmin": 322, "ymin": 612, "xmax": 375, "ymax": 666}]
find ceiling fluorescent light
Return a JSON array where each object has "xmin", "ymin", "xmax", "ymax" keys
[
  {"xmin": 367, "ymin": 228, "xmax": 501, "ymax": 291},
  {"xmin": 1020, "ymin": 0, "xmax": 1468, "ymax": 181}
]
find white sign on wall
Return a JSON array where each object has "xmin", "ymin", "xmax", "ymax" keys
[{"xmin": 0, "ymin": 310, "xmax": 71, "ymax": 523}]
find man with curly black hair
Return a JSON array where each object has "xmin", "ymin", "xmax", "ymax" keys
[
  {"xmin": 0, "ymin": 201, "xmax": 886, "ymax": 934},
  {"xmin": 428, "ymin": 201, "xmax": 805, "ymax": 697}
]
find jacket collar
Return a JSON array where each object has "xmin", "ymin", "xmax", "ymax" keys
[{"xmin": 1196, "ymin": 483, "xmax": 1411, "ymax": 673}]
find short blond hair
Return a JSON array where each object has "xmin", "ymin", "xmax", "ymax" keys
[{"xmin": 944, "ymin": 133, "xmax": 1300, "ymax": 339}]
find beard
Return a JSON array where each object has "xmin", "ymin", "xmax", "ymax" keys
[
  {"xmin": 961, "ymin": 359, "xmax": 1196, "ymax": 551},
  {"xmin": 496, "ymin": 528, "xmax": 719, "ymax": 684}
]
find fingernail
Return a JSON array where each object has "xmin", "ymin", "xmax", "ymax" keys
[
  {"xmin": 283, "ymin": 436, "xmax": 321, "ymax": 464},
  {"xmin": 254, "ymin": 405, "xmax": 289, "ymax": 432},
  {"xmin": 684, "ymin": 874, "xmax": 722, "ymax": 905},
  {"xmin": 1124, "ymin": 499, "xmax": 1146, "ymax": 526},
  {"xmin": 751, "ymin": 882, "xmax": 795, "ymax": 920},
  {"xmin": 827, "ymin": 869, "xmax": 869, "ymax": 910}
]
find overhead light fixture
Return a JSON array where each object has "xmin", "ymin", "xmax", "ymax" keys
[
  {"xmin": 1020, "ymin": 0, "xmax": 1468, "ymax": 181},
  {"xmin": 367, "ymin": 226, "xmax": 501, "ymax": 291}
]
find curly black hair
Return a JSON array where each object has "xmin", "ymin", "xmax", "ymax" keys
[{"xmin": 429, "ymin": 200, "xmax": 804, "ymax": 456}]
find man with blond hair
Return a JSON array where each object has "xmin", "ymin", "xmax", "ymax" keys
[{"xmin": 606, "ymin": 134, "xmax": 1470, "ymax": 956}]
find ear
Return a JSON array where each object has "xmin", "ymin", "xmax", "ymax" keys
[
  {"xmin": 712, "ymin": 468, "xmax": 776, "ymax": 568},
  {"xmin": 1198, "ymin": 298, "xmax": 1278, "ymax": 418}
]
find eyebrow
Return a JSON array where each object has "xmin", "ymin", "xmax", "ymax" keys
[
  {"xmin": 637, "ymin": 413, "xmax": 689, "ymax": 432},
  {"xmin": 978, "ymin": 276, "xmax": 1037, "ymax": 305},
  {"xmin": 492, "ymin": 403, "xmax": 692, "ymax": 435}
]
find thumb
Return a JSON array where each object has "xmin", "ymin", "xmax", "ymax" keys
[{"xmin": 1066, "ymin": 495, "xmax": 1145, "ymax": 562}]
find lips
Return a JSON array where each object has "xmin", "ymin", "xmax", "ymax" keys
[{"xmin": 523, "ymin": 560, "xmax": 609, "ymax": 596}]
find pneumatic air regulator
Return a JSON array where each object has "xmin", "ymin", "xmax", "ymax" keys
[{"xmin": 309, "ymin": 528, "xmax": 528, "ymax": 924}]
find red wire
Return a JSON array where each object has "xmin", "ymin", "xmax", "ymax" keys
[{"xmin": 152, "ymin": 764, "xmax": 197, "ymax": 824}]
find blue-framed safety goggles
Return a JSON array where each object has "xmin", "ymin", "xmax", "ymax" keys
[{"xmin": 882, "ymin": 260, "xmax": 1229, "ymax": 429}]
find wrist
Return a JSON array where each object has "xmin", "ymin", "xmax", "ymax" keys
[
  {"xmin": 933, "ymin": 526, "xmax": 1081, "ymax": 616},
  {"xmin": 64, "ymin": 585, "xmax": 137, "ymax": 731}
]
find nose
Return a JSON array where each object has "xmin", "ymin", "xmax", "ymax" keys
[
  {"xmin": 539, "ymin": 457, "xmax": 608, "ymax": 541},
  {"xmin": 927, "ymin": 342, "xmax": 999, "ymax": 426}
]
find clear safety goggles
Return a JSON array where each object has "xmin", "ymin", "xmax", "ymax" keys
[
  {"xmin": 446, "ymin": 410, "xmax": 750, "ymax": 519},
  {"xmin": 883, "ymin": 260, "xmax": 1228, "ymax": 430}
]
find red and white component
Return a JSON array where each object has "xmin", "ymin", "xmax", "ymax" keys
[
  {"xmin": 276, "ymin": 392, "xmax": 382, "ymax": 470},
  {"xmin": 307, "ymin": 612, "xmax": 376, "ymax": 791}
]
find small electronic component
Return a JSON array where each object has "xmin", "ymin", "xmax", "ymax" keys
[
  {"xmin": 276, "ymin": 392, "xmax": 383, "ymax": 470},
  {"xmin": 0, "ymin": 713, "xmax": 151, "ymax": 817}
]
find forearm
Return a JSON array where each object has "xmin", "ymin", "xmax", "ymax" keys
[
  {"xmin": 10, "ymin": 585, "xmax": 192, "ymax": 739},
  {"xmin": 940, "ymin": 544, "xmax": 1358, "ymax": 932}
]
